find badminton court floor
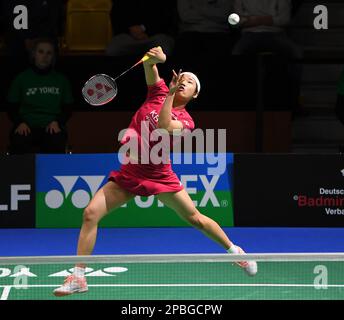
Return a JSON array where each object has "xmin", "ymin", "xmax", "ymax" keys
[{"xmin": 1, "ymin": 261, "xmax": 343, "ymax": 300}]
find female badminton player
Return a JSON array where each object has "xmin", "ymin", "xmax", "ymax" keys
[{"xmin": 54, "ymin": 47, "xmax": 257, "ymax": 296}]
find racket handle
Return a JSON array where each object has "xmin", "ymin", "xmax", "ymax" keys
[
  {"xmin": 142, "ymin": 54, "xmax": 150, "ymax": 62},
  {"xmin": 142, "ymin": 46, "xmax": 162, "ymax": 62}
]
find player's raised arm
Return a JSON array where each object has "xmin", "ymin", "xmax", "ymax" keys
[
  {"xmin": 158, "ymin": 69, "xmax": 184, "ymax": 134},
  {"xmin": 143, "ymin": 47, "xmax": 166, "ymax": 86}
]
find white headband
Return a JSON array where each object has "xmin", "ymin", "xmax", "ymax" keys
[{"xmin": 180, "ymin": 72, "xmax": 201, "ymax": 94}]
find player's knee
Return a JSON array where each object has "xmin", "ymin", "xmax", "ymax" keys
[
  {"xmin": 83, "ymin": 205, "xmax": 99, "ymax": 224},
  {"xmin": 187, "ymin": 212, "xmax": 206, "ymax": 230}
]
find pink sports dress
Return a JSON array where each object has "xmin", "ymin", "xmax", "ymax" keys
[{"xmin": 109, "ymin": 79, "xmax": 194, "ymax": 196}]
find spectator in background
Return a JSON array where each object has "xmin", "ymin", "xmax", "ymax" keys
[
  {"xmin": 174, "ymin": 0, "xmax": 238, "ymax": 107},
  {"xmin": 106, "ymin": 0, "xmax": 176, "ymax": 57},
  {"xmin": 232, "ymin": 0, "xmax": 301, "ymax": 57},
  {"xmin": 0, "ymin": 1, "xmax": 5, "ymax": 38},
  {"xmin": 175, "ymin": 0, "xmax": 237, "ymax": 71},
  {"xmin": 0, "ymin": 2, "xmax": 6, "ymax": 52},
  {"xmin": 291, "ymin": 0, "xmax": 305, "ymax": 17},
  {"xmin": 232, "ymin": 0, "xmax": 304, "ymax": 115},
  {"xmin": 7, "ymin": 38, "xmax": 73, "ymax": 154},
  {"xmin": 1, "ymin": 0, "xmax": 64, "ymax": 70},
  {"xmin": 335, "ymin": 69, "xmax": 344, "ymax": 153}
]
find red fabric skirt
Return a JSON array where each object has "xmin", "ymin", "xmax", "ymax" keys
[{"xmin": 108, "ymin": 162, "xmax": 183, "ymax": 196}]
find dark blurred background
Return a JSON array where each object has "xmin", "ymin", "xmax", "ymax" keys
[{"xmin": 0, "ymin": 0, "xmax": 343, "ymax": 154}]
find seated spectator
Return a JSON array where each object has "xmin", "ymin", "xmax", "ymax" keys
[
  {"xmin": 291, "ymin": 0, "xmax": 305, "ymax": 16},
  {"xmin": 232, "ymin": 0, "xmax": 304, "ymax": 115},
  {"xmin": 174, "ymin": 0, "xmax": 238, "ymax": 71},
  {"xmin": 232, "ymin": 0, "xmax": 302, "ymax": 58},
  {"xmin": 335, "ymin": 68, "xmax": 344, "ymax": 152},
  {"xmin": 173, "ymin": 0, "xmax": 239, "ymax": 107},
  {"xmin": 7, "ymin": 38, "xmax": 73, "ymax": 154},
  {"xmin": 106, "ymin": 0, "xmax": 176, "ymax": 57},
  {"xmin": 0, "ymin": 1, "xmax": 4, "ymax": 39}
]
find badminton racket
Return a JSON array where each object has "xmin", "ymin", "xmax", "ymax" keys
[{"xmin": 82, "ymin": 48, "xmax": 159, "ymax": 106}]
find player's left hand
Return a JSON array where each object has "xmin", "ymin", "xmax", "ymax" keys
[
  {"xmin": 169, "ymin": 69, "xmax": 182, "ymax": 95},
  {"xmin": 46, "ymin": 121, "xmax": 61, "ymax": 134},
  {"xmin": 144, "ymin": 47, "xmax": 166, "ymax": 65}
]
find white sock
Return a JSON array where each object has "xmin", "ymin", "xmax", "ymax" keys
[
  {"xmin": 73, "ymin": 266, "xmax": 85, "ymax": 277},
  {"xmin": 227, "ymin": 245, "xmax": 239, "ymax": 254}
]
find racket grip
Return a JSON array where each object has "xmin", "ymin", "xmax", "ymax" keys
[
  {"xmin": 142, "ymin": 46, "xmax": 162, "ymax": 62},
  {"xmin": 142, "ymin": 54, "xmax": 150, "ymax": 62}
]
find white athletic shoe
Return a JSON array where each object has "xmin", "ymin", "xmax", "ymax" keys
[
  {"xmin": 53, "ymin": 275, "xmax": 88, "ymax": 297},
  {"xmin": 233, "ymin": 246, "xmax": 258, "ymax": 276}
]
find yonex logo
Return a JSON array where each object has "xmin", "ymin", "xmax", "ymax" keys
[
  {"xmin": 26, "ymin": 88, "xmax": 38, "ymax": 96},
  {"xmin": 127, "ymin": 175, "xmax": 224, "ymax": 209},
  {"xmin": 181, "ymin": 175, "xmax": 222, "ymax": 208},
  {"xmin": 45, "ymin": 176, "xmax": 105, "ymax": 209},
  {"xmin": 26, "ymin": 87, "xmax": 60, "ymax": 96},
  {"xmin": 87, "ymin": 83, "xmax": 114, "ymax": 100},
  {"xmin": 0, "ymin": 266, "xmax": 36, "ymax": 278},
  {"xmin": 0, "ymin": 266, "xmax": 128, "ymax": 278},
  {"xmin": 49, "ymin": 267, "xmax": 128, "ymax": 277},
  {"xmin": 44, "ymin": 175, "xmax": 224, "ymax": 210}
]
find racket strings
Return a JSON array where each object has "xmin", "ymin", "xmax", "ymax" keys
[{"xmin": 82, "ymin": 74, "xmax": 117, "ymax": 106}]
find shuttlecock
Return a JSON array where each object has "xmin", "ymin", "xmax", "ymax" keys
[{"xmin": 228, "ymin": 13, "xmax": 240, "ymax": 26}]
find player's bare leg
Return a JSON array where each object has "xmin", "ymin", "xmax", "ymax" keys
[
  {"xmin": 158, "ymin": 190, "xmax": 257, "ymax": 276},
  {"xmin": 54, "ymin": 181, "xmax": 134, "ymax": 296},
  {"xmin": 158, "ymin": 190, "xmax": 232, "ymax": 248},
  {"xmin": 76, "ymin": 181, "xmax": 135, "ymax": 263}
]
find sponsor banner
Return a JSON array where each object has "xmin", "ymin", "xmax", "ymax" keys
[
  {"xmin": 234, "ymin": 154, "xmax": 344, "ymax": 227},
  {"xmin": 0, "ymin": 155, "xmax": 35, "ymax": 228},
  {"xmin": 36, "ymin": 154, "xmax": 233, "ymax": 227}
]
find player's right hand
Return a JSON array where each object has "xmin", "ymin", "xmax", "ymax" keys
[
  {"xmin": 15, "ymin": 122, "xmax": 31, "ymax": 136},
  {"xmin": 144, "ymin": 47, "xmax": 166, "ymax": 65}
]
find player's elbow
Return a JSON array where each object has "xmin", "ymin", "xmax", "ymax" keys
[
  {"xmin": 157, "ymin": 122, "xmax": 177, "ymax": 135},
  {"xmin": 157, "ymin": 120, "xmax": 170, "ymax": 130}
]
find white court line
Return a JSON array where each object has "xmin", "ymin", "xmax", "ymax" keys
[
  {"xmin": 2, "ymin": 252, "xmax": 344, "ymax": 265},
  {"xmin": 0, "ymin": 283, "xmax": 343, "ymax": 288},
  {"xmin": 0, "ymin": 286, "xmax": 12, "ymax": 300}
]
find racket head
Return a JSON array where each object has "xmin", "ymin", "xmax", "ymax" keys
[{"xmin": 82, "ymin": 74, "xmax": 118, "ymax": 106}]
